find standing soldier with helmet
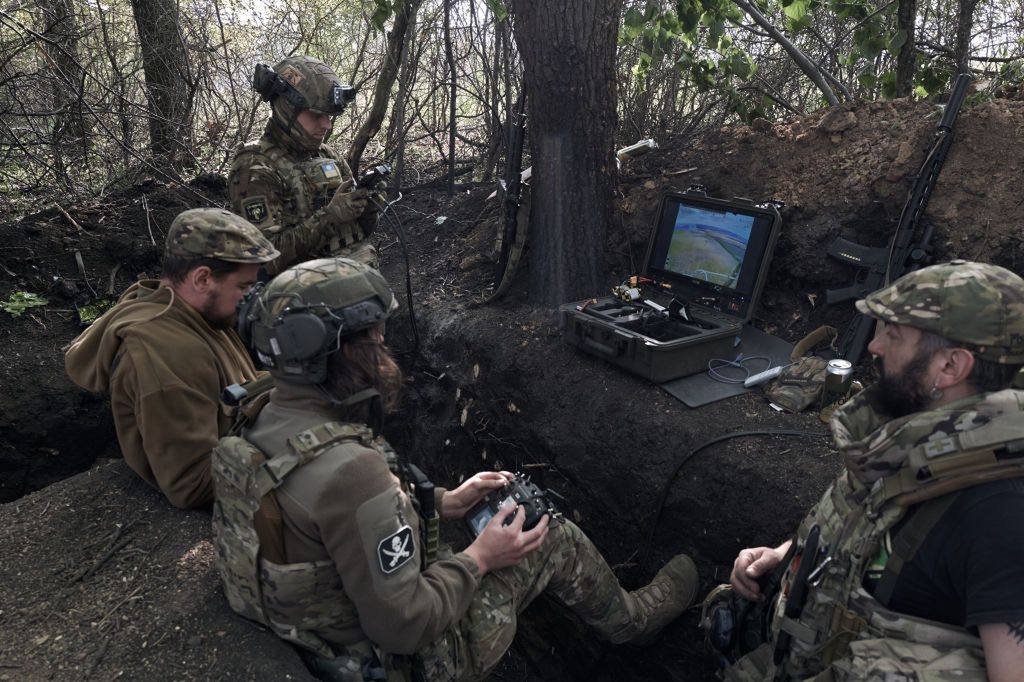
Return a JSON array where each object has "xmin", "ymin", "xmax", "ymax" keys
[{"xmin": 228, "ymin": 56, "xmax": 382, "ymax": 274}]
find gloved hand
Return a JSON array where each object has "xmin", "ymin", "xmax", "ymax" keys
[{"xmin": 326, "ymin": 186, "xmax": 368, "ymax": 224}]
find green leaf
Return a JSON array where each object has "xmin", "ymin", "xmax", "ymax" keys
[
  {"xmin": 857, "ymin": 72, "xmax": 877, "ymax": 89},
  {"xmin": 781, "ymin": 0, "xmax": 811, "ymax": 21},
  {"xmin": 0, "ymin": 291, "xmax": 47, "ymax": 318},
  {"xmin": 624, "ymin": 7, "xmax": 645, "ymax": 30},
  {"xmin": 879, "ymin": 71, "xmax": 897, "ymax": 98},
  {"xmin": 886, "ymin": 30, "xmax": 907, "ymax": 54},
  {"xmin": 484, "ymin": 0, "xmax": 509, "ymax": 22},
  {"xmin": 369, "ymin": 0, "xmax": 392, "ymax": 32}
]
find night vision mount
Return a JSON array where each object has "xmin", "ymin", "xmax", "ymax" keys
[{"xmin": 253, "ymin": 63, "xmax": 357, "ymax": 115}]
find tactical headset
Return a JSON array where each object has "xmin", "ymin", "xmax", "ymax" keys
[
  {"xmin": 236, "ymin": 284, "xmax": 389, "ymax": 385},
  {"xmin": 252, "ymin": 63, "xmax": 357, "ymax": 115}
]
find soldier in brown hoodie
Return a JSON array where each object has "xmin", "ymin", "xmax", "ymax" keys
[{"xmin": 65, "ymin": 208, "xmax": 279, "ymax": 509}]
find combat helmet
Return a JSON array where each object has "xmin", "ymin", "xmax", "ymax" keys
[
  {"xmin": 236, "ymin": 257, "xmax": 397, "ymax": 385},
  {"xmin": 253, "ymin": 56, "xmax": 356, "ymax": 149}
]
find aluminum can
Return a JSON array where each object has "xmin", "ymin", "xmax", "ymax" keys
[{"xmin": 822, "ymin": 359, "xmax": 854, "ymax": 407}]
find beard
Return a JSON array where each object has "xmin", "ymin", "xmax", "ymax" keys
[
  {"xmin": 199, "ymin": 291, "xmax": 237, "ymax": 331},
  {"xmin": 862, "ymin": 350, "xmax": 934, "ymax": 419}
]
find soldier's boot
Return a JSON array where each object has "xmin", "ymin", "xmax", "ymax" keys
[{"xmin": 616, "ymin": 554, "xmax": 700, "ymax": 646}]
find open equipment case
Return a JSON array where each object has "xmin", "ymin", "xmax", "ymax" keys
[{"xmin": 560, "ymin": 188, "xmax": 782, "ymax": 383}]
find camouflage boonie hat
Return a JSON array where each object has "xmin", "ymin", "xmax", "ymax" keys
[
  {"xmin": 272, "ymin": 56, "xmax": 353, "ymax": 115},
  {"xmin": 165, "ymin": 208, "xmax": 280, "ymax": 264},
  {"xmin": 856, "ymin": 260, "xmax": 1024, "ymax": 363}
]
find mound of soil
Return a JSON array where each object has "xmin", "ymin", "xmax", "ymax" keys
[{"xmin": 1, "ymin": 94, "xmax": 1022, "ymax": 680}]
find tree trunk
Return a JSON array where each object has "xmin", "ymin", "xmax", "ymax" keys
[
  {"xmin": 129, "ymin": 0, "xmax": 192, "ymax": 169},
  {"xmin": 385, "ymin": 0, "xmax": 421, "ymax": 198},
  {"xmin": 953, "ymin": 0, "xmax": 980, "ymax": 73},
  {"xmin": 507, "ymin": 0, "xmax": 622, "ymax": 305},
  {"xmin": 39, "ymin": 0, "xmax": 86, "ymax": 190},
  {"xmin": 894, "ymin": 0, "xmax": 917, "ymax": 97},
  {"xmin": 443, "ymin": 0, "xmax": 456, "ymax": 196},
  {"xmin": 348, "ymin": 0, "xmax": 424, "ymax": 178}
]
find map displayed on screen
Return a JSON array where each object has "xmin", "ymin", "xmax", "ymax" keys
[{"xmin": 664, "ymin": 206, "xmax": 755, "ymax": 289}]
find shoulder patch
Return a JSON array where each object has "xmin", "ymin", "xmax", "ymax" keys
[
  {"xmin": 377, "ymin": 525, "xmax": 415, "ymax": 574},
  {"xmin": 243, "ymin": 197, "xmax": 269, "ymax": 224}
]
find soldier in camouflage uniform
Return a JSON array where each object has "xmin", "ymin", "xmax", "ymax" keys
[
  {"xmin": 704, "ymin": 260, "xmax": 1024, "ymax": 681},
  {"xmin": 228, "ymin": 56, "xmax": 381, "ymax": 275},
  {"xmin": 211, "ymin": 257, "xmax": 700, "ymax": 681},
  {"xmin": 65, "ymin": 208, "xmax": 279, "ymax": 508}
]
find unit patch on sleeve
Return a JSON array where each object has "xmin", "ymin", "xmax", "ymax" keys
[
  {"xmin": 377, "ymin": 525, "xmax": 415, "ymax": 574},
  {"xmin": 243, "ymin": 197, "xmax": 269, "ymax": 224}
]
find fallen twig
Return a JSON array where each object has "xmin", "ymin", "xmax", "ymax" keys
[
  {"xmin": 141, "ymin": 195, "xmax": 155, "ymax": 246},
  {"xmin": 55, "ymin": 203, "xmax": 86, "ymax": 233}
]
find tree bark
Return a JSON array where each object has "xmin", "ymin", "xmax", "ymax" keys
[
  {"xmin": 894, "ymin": 0, "xmax": 918, "ymax": 97},
  {"xmin": 953, "ymin": 0, "xmax": 980, "ymax": 74},
  {"xmin": 129, "ymin": 0, "xmax": 192, "ymax": 169},
  {"xmin": 348, "ymin": 0, "xmax": 423, "ymax": 178},
  {"xmin": 507, "ymin": 0, "xmax": 622, "ymax": 305},
  {"xmin": 39, "ymin": 0, "xmax": 86, "ymax": 188}
]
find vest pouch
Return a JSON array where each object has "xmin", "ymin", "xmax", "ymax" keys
[
  {"xmin": 298, "ymin": 157, "xmax": 347, "ymax": 211},
  {"xmin": 763, "ymin": 356, "xmax": 828, "ymax": 412},
  {"xmin": 824, "ymin": 587, "xmax": 987, "ymax": 681}
]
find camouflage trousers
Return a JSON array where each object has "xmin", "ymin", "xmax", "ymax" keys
[
  {"xmin": 330, "ymin": 240, "xmax": 379, "ymax": 270},
  {"xmin": 415, "ymin": 520, "xmax": 642, "ymax": 682}
]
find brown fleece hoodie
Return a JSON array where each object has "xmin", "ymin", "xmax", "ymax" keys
[{"xmin": 65, "ymin": 280, "xmax": 258, "ymax": 508}]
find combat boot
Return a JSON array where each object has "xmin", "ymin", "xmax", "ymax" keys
[{"xmin": 621, "ymin": 554, "xmax": 700, "ymax": 646}]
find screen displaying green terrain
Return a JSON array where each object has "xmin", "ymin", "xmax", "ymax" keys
[{"xmin": 664, "ymin": 207, "xmax": 754, "ymax": 288}]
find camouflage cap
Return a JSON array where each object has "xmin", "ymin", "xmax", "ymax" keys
[
  {"xmin": 165, "ymin": 208, "xmax": 280, "ymax": 264},
  {"xmin": 856, "ymin": 260, "xmax": 1024, "ymax": 363}
]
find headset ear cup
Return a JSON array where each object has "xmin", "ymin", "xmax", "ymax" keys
[
  {"xmin": 235, "ymin": 283, "xmax": 265, "ymax": 346},
  {"xmin": 274, "ymin": 312, "xmax": 329, "ymax": 361}
]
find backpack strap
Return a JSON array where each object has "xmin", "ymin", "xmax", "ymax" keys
[{"xmin": 873, "ymin": 492, "xmax": 961, "ymax": 607}]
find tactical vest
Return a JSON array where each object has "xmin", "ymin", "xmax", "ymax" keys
[
  {"xmin": 233, "ymin": 138, "xmax": 366, "ymax": 245},
  {"xmin": 212, "ymin": 420, "xmax": 403, "ymax": 676},
  {"xmin": 764, "ymin": 392, "xmax": 1024, "ymax": 680}
]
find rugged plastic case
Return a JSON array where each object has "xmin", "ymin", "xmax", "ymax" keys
[{"xmin": 560, "ymin": 188, "xmax": 782, "ymax": 383}]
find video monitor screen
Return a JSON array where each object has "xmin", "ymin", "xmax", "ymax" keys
[
  {"xmin": 664, "ymin": 207, "xmax": 754, "ymax": 289},
  {"xmin": 645, "ymin": 194, "xmax": 776, "ymax": 306}
]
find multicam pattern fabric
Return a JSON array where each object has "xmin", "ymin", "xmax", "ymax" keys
[
  {"xmin": 725, "ymin": 388, "xmax": 1024, "ymax": 681},
  {"xmin": 857, "ymin": 260, "xmax": 1024, "ymax": 363},
  {"xmin": 256, "ymin": 257, "xmax": 396, "ymax": 323},
  {"xmin": 763, "ymin": 357, "xmax": 827, "ymax": 413},
  {"xmin": 211, "ymin": 422, "xmax": 378, "ymax": 663},
  {"xmin": 273, "ymin": 55, "xmax": 348, "ymax": 116},
  {"xmin": 228, "ymin": 126, "xmax": 377, "ymax": 275},
  {"xmin": 416, "ymin": 520, "xmax": 649, "ymax": 682},
  {"xmin": 164, "ymin": 208, "xmax": 279, "ymax": 263}
]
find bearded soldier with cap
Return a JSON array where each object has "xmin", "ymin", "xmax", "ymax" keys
[
  {"xmin": 702, "ymin": 260, "xmax": 1024, "ymax": 681},
  {"xmin": 65, "ymin": 208, "xmax": 279, "ymax": 509},
  {"xmin": 211, "ymin": 257, "xmax": 701, "ymax": 681},
  {"xmin": 228, "ymin": 56, "xmax": 380, "ymax": 275}
]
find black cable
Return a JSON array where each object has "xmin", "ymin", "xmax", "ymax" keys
[
  {"xmin": 370, "ymin": 194, "xmax": 420, "ymax": 354},
  {"xmin": 641, "ymin": 429, "xmax": 829, "ymax": 570}
]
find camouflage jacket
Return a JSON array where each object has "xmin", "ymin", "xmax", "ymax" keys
[
  {"xmin": 227, "ymin": 123, "xmax": 375, "ymax": 275},
  {"xmin": 732, "ymin": 389, "xmax": 1024, "ymax": 681}
]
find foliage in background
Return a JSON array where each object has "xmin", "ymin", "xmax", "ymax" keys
[{"xmin": 0, "ymin": 0, "xmax": 1020, "ymax": 219}]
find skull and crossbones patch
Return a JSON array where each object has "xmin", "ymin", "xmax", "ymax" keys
[{"xmin": 377, "ymin": 525, "xmax": 415, "ymax": 574}]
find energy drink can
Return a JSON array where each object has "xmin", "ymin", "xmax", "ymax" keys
[{"xmin": 822, "ymin": 359, "xmax": 854, "ymax": 408}]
